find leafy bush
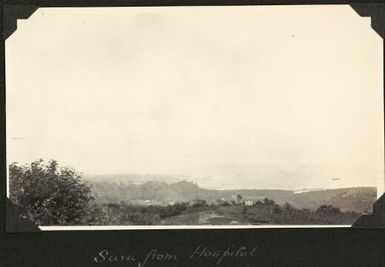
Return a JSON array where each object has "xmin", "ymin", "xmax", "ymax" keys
[
  {"xmin": 192, "ymin": 199, "xmax": 208, "ymax": 208},
  {"xmin": 9, "ymin": 159, "xmax": 98, "ymax": 225},
  {"xmin": 159, "ymin": 202, "xmax": 188, "ymax": 218},
  {"xmin": 316, "ymin": 205, "xmax": 341, "ymax": 214},
  {"xmin": 263, "ymin": 198, "xmax": 276, "ymax": 205}
]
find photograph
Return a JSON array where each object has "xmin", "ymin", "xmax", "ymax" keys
[{"xmin": 5, "ymin": 5, "xmax": 384, "ymax": 229}]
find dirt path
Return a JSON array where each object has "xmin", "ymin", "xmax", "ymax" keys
[
  {"xmin": 160, "ymin": 207, "xmax": 243, "ymax": 225},
  {"xmin": 198, "ymin": 211, "xmax": 225, "ymax": 224}
]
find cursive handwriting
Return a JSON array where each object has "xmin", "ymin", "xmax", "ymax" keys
[
  {"xmin": 94, "ymin": 249, "xmax": 178, "ymax": 267},
  {"xmin": 190, "ymin": 245, "xmax": 258, "ymax": 265},
  {"xmin": 93, "ymin": 246, "xmax": 257, "ymax": 266},
  {"xmin": 138, "ymin": 249, "xmax": 178, "ymax": 267}
]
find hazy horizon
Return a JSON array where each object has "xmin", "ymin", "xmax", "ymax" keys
[
  {"xmin": 6, "ymin": 6, "xmax": 384, "ymax": 192},
  {"xmin": 82, "ymin": 172, "xmax": 377, "ymax": 191}
]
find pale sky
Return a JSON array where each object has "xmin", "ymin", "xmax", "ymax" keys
[{"xmin": 6, "ymin": 6, "xmax": 384, "ymax": 191}]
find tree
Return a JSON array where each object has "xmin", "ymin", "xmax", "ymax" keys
[
  {"xmin": 9, "ymin": 159, "xmax": 99, "ymax": 225},
  {"xmin": 192, "ymin": 199, "xmax": 208, "ymax": 208},
  {"xmin": 263, "ymin": 198, "xmax": 276, "ymax": 205},
  {"xmin": 283, "ymin": 202, "xmax": 295, "ymax": 212},
  {"xmin": 316, "ymin": 205, "xmax": 341, "ymax": 214}
]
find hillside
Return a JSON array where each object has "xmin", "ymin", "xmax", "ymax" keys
[
  {"xmin": 287, "ymin": 187, "xmax": 376, "ymax": 213},
  {"xmin": 88, "ymin": 179, "xmax": 376, "ymax": 214}
]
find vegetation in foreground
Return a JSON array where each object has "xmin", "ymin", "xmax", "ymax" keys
[
  {"xmin": 100, "ymin": 199, "xmax": 360, "ymax": 225},
  {"xmin": 9, "ymin": 160, "xmax": 366, "ymax": 226}
]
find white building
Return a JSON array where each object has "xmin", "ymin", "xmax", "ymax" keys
[{"xmin": 244, "ymin": 200, "xmax": 254, "ymax": 206}]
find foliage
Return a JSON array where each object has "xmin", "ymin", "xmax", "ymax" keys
[
  {"xmin": 102, "ymin": 203, "xmax": 162, "ymax": 225},
  {"xmin": 316, "ymin": 205, "xmax": 341, "ymax": 214},
  {"xmin": 216, "ymin": 198, "xmax": 231, "ymax": 206},
  {"xmin": 192, "ymin": 199, "xmax": 208, "ymax": 208},
  {"xmin": 263, "ymin": 198, "xmax": 276, "ymax": 205},
  {"xmin": 9, "ymin": 159, "xmax": 98, "ymax": 225},
  {"xmin": 160, "ymin": 202, "xmax": 188, "ymax": 218},
  {"xmin": 99, "ymin": 199, "xmax": 361, "ymax": 226}
]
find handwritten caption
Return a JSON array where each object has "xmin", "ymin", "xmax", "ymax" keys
[{"xmin": 94, "ymin": 246, "xmax": 258, "ymax": 266}]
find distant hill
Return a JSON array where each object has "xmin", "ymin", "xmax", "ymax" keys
[
  {"xmin": 287, "ymin": 187, "xmax": 376, "ymax": 214},
  {"xmin": 87, "ymin": 178, "xmax": 376, "ymax": 214}
]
